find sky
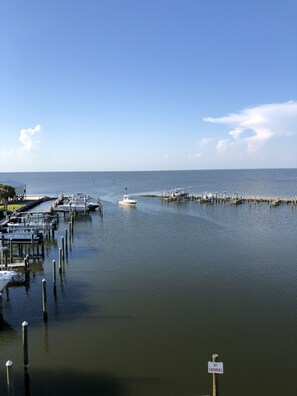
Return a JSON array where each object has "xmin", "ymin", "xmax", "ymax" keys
[{"xmin": 0, "ymin": 0, "xmax": 296, "ymax": 172}]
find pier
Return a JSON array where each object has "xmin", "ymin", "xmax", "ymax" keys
[{"xmin": 143, "ymin": 191, "xmax": 297, "ymax": 206}]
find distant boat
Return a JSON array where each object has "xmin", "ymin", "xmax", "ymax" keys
[
  {"xmin": 163, "ymin": 187, "xmax": 189, "ymax": 202},
  {"xmin": 118, "ymin": 189, "xmax": 137, "ymax": 206},
  {"xmin": 230, "ymin": 192, "xmax": 243, "ymax": 205},
  {"xmin": 171, "ymin": 188, "xmax": 189, "ymax": 200},
  {"xmin": 200, "ymin": 192, "xmax": 213, "ymax": 203},
  {"xmin": 270, "ymin": 199, "xmax": 281, "ymax": 207}
]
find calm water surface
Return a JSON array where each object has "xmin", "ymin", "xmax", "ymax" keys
[{"xmin": 0, "ymin": 170, "xmax": 296, "ymax": 395}]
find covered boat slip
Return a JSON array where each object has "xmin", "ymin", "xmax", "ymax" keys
[
  {"xmin": 0, "ymin": 234, "xmax": 45, "ymax": 265},
  {"xmin": 0, "ymin": 213, "xmax": 51, "ymax": 264},
  {"xmin": 54, "ymin": 193, "xmax": 103, "ymax": 215}
]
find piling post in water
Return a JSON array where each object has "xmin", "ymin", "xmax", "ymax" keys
[
  {"xmin": 59, "ymin": 247, "xmax": 62, "ymax": 274},
  {"xmin": 24, "ymin": 256, "xmax": 30, "ymax": 280},
  {"xmin": 70, "ymin": 214, "xmax": 74, "ymax": 234},
  {"xmin": 41, "ymin": 236, "xmax": 45, "ymax": 258},
  {"xmin": 68, "ymin": 221, "xmax": 72, "ymax": 251},
  {"xmin": 68, "ymin": 221, "xmax": 72, "ymax": 240},
  {"xmin": 10, "ymin": 239, "xmax": 13, "ymax": 263},
  {"xmin": 31, "ymin": 234, "xmax": 34, "ymax": 256},
  {"xmin": 37, "ymin": 239, "xmax": 40, "ymax": 256},
  {"xmin": 6, "ymin": 360, "xmax": 14, "ymax": 396},
  {"xmin": 212, "ymin": 353, "xmax": 219, "ymax": 396},
  {"xmin": 52, "ymin": 260, "xmax": 57, "ymax": 289},
  {"xmin": 5, "ymin": 243, "xmax": 8, "ymax": 267},
  {"xmin": 42, "ymin": 279, "xmax": 47, "ymax": 321},
  {"xmin": 65, "ymin": 229, "xmax": 68, "ymax": 255},
  {"xmin": 61, "ymin": 236, "xmax": 65, "ymax": 260},
  {"xmin": 22, "ymin": 321, "xmax": 29, "ymax": 372}
]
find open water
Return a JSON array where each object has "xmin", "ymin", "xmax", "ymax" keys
[{"xmin": 0, "ymin": 169, "xmax": 296, "ymax": 395}]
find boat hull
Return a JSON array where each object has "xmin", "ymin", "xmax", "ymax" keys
[{"xmin": 118, "ymin": 201, "xmax": 137, "ymax": 206}]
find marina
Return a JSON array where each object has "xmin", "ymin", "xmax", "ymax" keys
[{"xmin": 0, "ymin": 169, "xmax": 296, "ymax": 396}]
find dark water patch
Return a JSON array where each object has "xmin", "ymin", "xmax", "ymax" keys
[{"xmin": 0, "ymin": 369, "xmax": 125, "ymax": 396}]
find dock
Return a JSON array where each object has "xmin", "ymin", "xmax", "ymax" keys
[{"xmin": 142, "ymin": 191, "xmax": 297, "ymax": 206}]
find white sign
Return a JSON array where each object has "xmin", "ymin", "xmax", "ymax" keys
[{"xmin": 208, "ymin": 361, "xmax": 224, "ymax": 374}]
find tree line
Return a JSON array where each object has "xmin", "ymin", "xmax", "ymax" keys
[{"xmin": 0, "ymin": 184, "xmax": 16, "ymax": 211}]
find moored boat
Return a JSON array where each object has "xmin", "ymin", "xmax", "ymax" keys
[
  {"xmin": 56, "ymin": 193, "xmax": 101, "ymax": 212},
  {"xmin": 0, "ymin": 270, "xmax": 19, "ymax": 291}
]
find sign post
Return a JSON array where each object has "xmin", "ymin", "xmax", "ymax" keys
[{"xmin": 208, "ymin": 354, "xmax": 224, "ymax": 396}]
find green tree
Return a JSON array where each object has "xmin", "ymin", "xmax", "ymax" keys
[{"xmin": 0, "ymin": 184, "xmax": 16, "ymax": 211}]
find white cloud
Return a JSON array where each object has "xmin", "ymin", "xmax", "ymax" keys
[
  {"xmin": 204, "ymin": 101, "xmax": 297, "ymax": 154},
  {"xmin": 0, "ymin": 124, "xmax": 42, "ymax": 165},
  {"xmin": 19, "ymin": 124, "xmax": 41, "ymax": 151}
]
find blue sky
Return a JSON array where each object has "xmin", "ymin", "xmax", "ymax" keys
[{"xmin": 0, "ymin": 0, "xmax": 296, "ymax": 172}]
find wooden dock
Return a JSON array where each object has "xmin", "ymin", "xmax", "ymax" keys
[
  {"xmin": 189, "ymin": 194, "xmax": 297, "ymax": 205},
  {"xmin": 2, "ymin": 261, "xmax": 27, "ymax": 269},
  {"xmin": 142, "ymin": 192, "xmax": 297, "ymax": 206}
]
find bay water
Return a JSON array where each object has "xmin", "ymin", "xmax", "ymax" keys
[{"xmin": 0, "ymin": 169, "xmax": 296, "ymax": 395}]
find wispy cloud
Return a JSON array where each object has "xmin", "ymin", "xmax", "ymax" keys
[
  {"xmin": 0, "ymin": 124, "xmax": 42, "ymax": 163},
  {"xmin": 204, "ymin": 101, "xmax": 297, "ymax": 154},
  {"xmin": 188, "ymin": 137, "xmax": 214, "ymax": 160}
]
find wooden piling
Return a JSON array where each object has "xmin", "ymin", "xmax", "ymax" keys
[
  {"xmin": 52, "ymin": 260, "xmax": 57, "ymax": 288},
  {"xmin": 6, "ymin": 360, "xmax": 14, "ymax": 396},
  {"xmin": 59, "ymin": 247, "xmax": 62, "ymax": 274},
  {"xmin": 10, "ymin": 239, "xmax": 13, "ymax": 263},
  {"xmin": 61, "ymin": 236, "xmax": 65, "ymax": 260},
  {"xmin": 68, "ymin": 221, "xmax": 72, "ymax": 240},
  {"xmin": 212, "ymin": 354, "xmax": 219, "ymax": 396},
  {"xmin": 41, "ymin": 237, "xmax": 45, "ymax": 258},
  {"xmin": 22, "ymin": 321, "xmax": 29, "ymax": 372},
  {"xmin": 42, "ymin": 279, "xmax": 47, "ymax": 321},
  {"xmin": 24, "ymin": 256, "xmax": 30, "ymax": 280},
  {"xmin": 71, "ymin": 214, "xmax": 74, "ymax": 234},
  {"xmin": 65, "ymin": 229, "xmax": 68, "ymax": 255},
  {"xmin": 31, "ymin": 234, "xmax": 34, "ymax": 256}
]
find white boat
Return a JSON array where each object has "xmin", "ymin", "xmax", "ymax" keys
[
  {"xmin": 118, "ymin": 195, "xmax": 138, "ymax": 206},
  {"xmin": 57, "ymin": 193, "xmax": 101, "ymax": 212},
  {"xmin": 0, "ymin": 270, "xmax": 18, "ymax": 291},
  {"xmin": 0, "ymin": 270, "xmax": 18, "ymax": 279},
  {"xmin": 270, "ymin": 199, "xmax": 281, "ymax": 207},
  {"xmin": 172, "ymin": 188, "xmax": 189, "ymax": 199},
  {"xmin": 200, "ymin": 192, "xmax": 214, "ymax": 203},
  {"xmin": 70, "ymin": 193, "xmax": 101, "ymax": 210},
  {"xmin": 230, "ymin": 192, "xmax": 243, "ymax": 205},
  {"xmin": 56, "ymin": 202, "xmax": 91, "ymax": 212},
  {"xmin": 118, "ymin": 189, "xmax": 137, "ymax": 206}
]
